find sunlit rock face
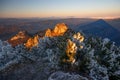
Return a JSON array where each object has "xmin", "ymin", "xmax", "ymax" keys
[
  {"xmin": 10, "ymin": 31, "xmax": 26, "ymax": 41},
  {"xmin": 8, "ymin": 23, "xmax": 68, "ymax": 49},
  {"xmin": 73, "ymin": 32, "xmax": 84, "ymax": 49},
  {"xmin": 8, "ymin": 31, "xmax": 30, "ymax": 47},
  {"xmin": 64, "ymin": 39, "xmax": 77, "ymax": 63},
  {"xmin": 64, "ymin": 32, "xmax": 84, "ymax": 64},
  {"xmin": 24, "ymin": 35, "xmax": 39, "ymax": 49},
  {"xmin": 25, "ymin": 23, "xmax": 68, "ymax": 49},
  {"xmin": 45, "ymin": 28, "xmax": 52, "ymax": 37},
  {"xmin": 45, "ymin": 23, "xmax": 68, "ymax": 37},
  {"xmin": 73, "ymin": 32, "xmax": 84, "ymax": 43}
]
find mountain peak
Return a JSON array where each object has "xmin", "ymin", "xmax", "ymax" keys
[
  {"xmin": 24, "ymin": 35, "xmax": 39, "ymax": 49},
  {"xmin": 45, "ymin": 23, "xmax": 68, "ymax": 37}
]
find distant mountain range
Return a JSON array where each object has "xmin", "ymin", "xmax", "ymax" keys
[{"xmin": 75, "ymin": 19, "xmax": 120, "ymax": 45}]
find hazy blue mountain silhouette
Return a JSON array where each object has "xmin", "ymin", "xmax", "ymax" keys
[{"xmin": 75, "ymin": 19, "xmax": 120, "ymax": 45}]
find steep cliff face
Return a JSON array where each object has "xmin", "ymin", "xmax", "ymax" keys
[
  {"xmin": 8, "ymin": 31, "xmax": 30, "ymax": 47},
  {"xmin": 45, "ymin": 23, "xmax": 68, "ymax": 37}
]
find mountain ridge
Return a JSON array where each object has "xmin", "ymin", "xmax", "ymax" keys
[{"xmin": 8, "ymin": 23, "xmax": 68, "ymax": 48}]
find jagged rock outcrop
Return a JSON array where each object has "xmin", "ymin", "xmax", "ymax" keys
[
  {"xmin": 45, "ymin": 28, "xmax": 52, "ymax": 37},
  {"xmin": 45, "ymin": 23, "xmax": 68, "ymax": 37},
  {"xmin": 24, "ymin": 23, "xmax": 68, "ymax": 49},
  {"xmin": 8, "ymin": 31, "xmax": 30, "ymax": 47},
  {"xmin": 10, "ymin": 31, "xmax": 26, "ymax": 41},
  {"xmin": 8, "ymin": 23, "xmax": 68, "ymax": 48},
  {"xmin": 24, "ymin": 35, "xmax": 39, "ymax": 49}
]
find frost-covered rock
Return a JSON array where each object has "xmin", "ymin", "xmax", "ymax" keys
[
  {"xmin": 45, "ymin": 48, "xmax": 61, "ymax": 69},
  {"xmin": 103, "ymin": 38, "xmax": 110, "ymax": 45},
  {"xmin": 0, "ymin": 41, "xmax": 22, "ymax": 71},
  {"xmin": 114, "ymin": 70, "xmax": 120, "ymax": 75},
  {"xmin": 89, "ymin": 64, "xmax": 109, "ymax": 80},
  {"xmin": 48, "ymin": 71, "xmax": 88, "ymax": 80}
]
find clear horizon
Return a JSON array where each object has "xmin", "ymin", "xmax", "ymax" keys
[{"xmin": 0, "ymin": 0, "xmax": 120, "ymax": 18}]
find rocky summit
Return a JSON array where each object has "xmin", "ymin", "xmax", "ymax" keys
[
  {"xmin": 45, "ymin": 23, "xmax": 68, "ymax": 37},
  {"xmin": 7, "ymin": 23, "xmax": 68, "ymax": 49},
  {"xmin": 24, "ymin": 35, "xmax": 39, "ymax": 49},
  {"xmin": 0, "ymin": 23, "xmax": 120, "ymax": 80}
]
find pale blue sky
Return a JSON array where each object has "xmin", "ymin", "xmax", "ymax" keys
[{"xmin": 0, "ymin": 0, "xmax": 120, "ymax": 18}]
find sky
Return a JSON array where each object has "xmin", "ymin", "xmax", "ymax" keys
[{"xmin": 0, "ymin": 0, "xmax": 120, "ymax": 18}]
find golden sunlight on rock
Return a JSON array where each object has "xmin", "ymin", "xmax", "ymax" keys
[
  {"xmin": 73, "ymin": 32, "xmax": 84, "ymax": 49},
  {"xmin": 63, "ymin": 32, "xmax": 84, "ymax": 64},
  {"xmin": 8, "ymin": 23, "xmax": 68, "ymax": 49},
  {"xmin": 25, "ymin": 23, "xmax": 68, "ymax": 49},
  {"xmin": 25, "ymin": 35, "xmax": 39, "ymax": 49},
  {"xmin": 45, "ymin": 23, "xmax": 68, "ymax": 37},
  {"xmin": 45, "ymin": 28, "xmax": 52, "ymax": 37},
  {"xmin": 73, "ymin": 32, "xmax": 84, "ymax": 43},
  {"xmin": 10, "ymin": 31, "xmax": 26, "ymax": 41},
  {"xmin": 80, "ymin": 45, "xmax": 83, "ymax": 49},
  {"xmin": 64, "ymin": 39, "xmax": 77, "ymax": 64},
  {"xmin": 8, "ymin": 31, "xmax": 30, "ymax": 47}
]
